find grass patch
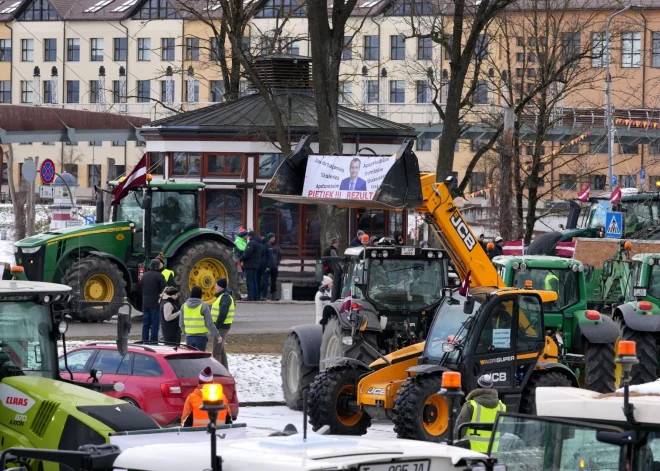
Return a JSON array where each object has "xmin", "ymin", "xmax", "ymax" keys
[{"xmin": 225, "ymin": 333, "xmax": 287, "ymax": 355}]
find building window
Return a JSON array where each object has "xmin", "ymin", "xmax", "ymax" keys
[
  {"xmin": 91, "ymin": 38, "xmax": 103, "ymax": 61},
  {"xmin": 0, "ymin": 81, "xmax": 10, "ymax": 103},
  {"xmin": 417, "ymin": 139, "xmax": 432, "ymax": 151},
  {"xmin": 418, "ymin": 37, "xmax": 432, "ymax": 60},
  {"xmin": 339, "ymin": 82, "xmax": 352, "ymax": 104},
  {"xmin": 622, "ymin": 32, "xmax": 641, "ymax": 68},
  {"xmin": 137, "ymin": 38, "xmax": 151, "ymax": 61},
  {"xmin": 184, "ymin": 80, "xmax": 199, "ymax": 102},
  {"xmin": 205, "ymin": 190, "xmax": 244, "ymax": 238},
  {"xmin": 20, "ymin": 81, "xmax": 32, "ymax": 104},
  {"xmin": 653, "ymin": 33, "xmax": 660, "ymax": 68},
  {"xmin": 620, "ymin": 174, "xmax": 637, "ymax": 188},
  {"xmin": 67, "ymin": 38, "xmax": 80, "ymax": 61},
  {"xmin": 186, "ymin": 38, "xmax": 199, "ymax": 61},
  {"xmin": 471, "ymin": 139, "xmax": 487, "ymax": 152},
  {"xmin": 0, "ymin": 40, "xmax": 10, "ymax": 62},
  {"xmin": 592, "ymin": 32, "xmax": 606, "ymax": 68},
  {"xmin": 560, "ymin": 174, "xmax": 577, "ymax": 190},
  {"xmin": 471, "ymin": 172, "xmax": 486, "ymax": 192},
  {"xmin": 44, "ymin": 38, "xmax": 56, "ymax": 62},
  {"xmin": 21, "ymin": 39, "xmax": 33, "ymax": 62},
  {"xmin": 89, "ymin": 80, "xmax": 100, "ymax": 104},
  {"xmin": 112, "ymin": 141, "xmax": 125, "ymax": 147},
  {"xmin": 527, "ymin": 68, "xmax": 536, "ymax": 78},
  {"xmin": 114, "ymin": 38, "xmax": 127, "ymax": 61},
  {"xmin": 43, "ymin": 80, "xmax": 53, "ymax": 103},
  {"xmin": 209, "ymin": 37, "xmax": 220, "ymax": 61},
  {"xmin": 650, "ymin": 141, "xmax": 660, "ymax": 155},
  {"xmin": 474, "ymin": 80, "xmax": 488, "ymax": 104},
  {"xmin": 160, "ymin": 80, "xmax": 167, "ymax": 102},
  {"xmin": 210, "ymin": 80, "xmax": 223, "ymax": 102},
  {"xmin": 281, "ymin": 38, "xmax": 299, "ymax": 55},
  {"xmin": 443, "ymin": 35, "xmax": 452, "ymax": 60},
  {"xmin": 18, "ymin": 0, "xmax": 60, "ymax": 20},
  {"xmin": 137, "ymin": 80, "xmax": 150, "ymax": 103},
  {"xmin": 591, "ymin": 174, "xmax": 606, "ymax": 190},
  {"xmin": 66, "ymin": 81, "xmax": 79, "ymax": 103},
  {"xmin": 390, "ymin": 35, "xmax": 404, "ymax": 60},
  {"xmin": 366, "ymin": 80, "xmax": 379, "ymax": 103},
  {"xmin": 88, "ymin": 164, "xmax": 101, "ymax": 187},
  {"xmin": 89, "ymin": 141, "xmax": 101, "ymax": 146},
  {"xmin": 474, "ymin": 34, "xmax": 488, "ymax": 60},
  {"xmin": 563, "ymin": 141, "xmax": 579, "ymax": 154},
  {"xmin": 364, "ymin": 36, "xmax": 379, "ymax": 61},
  {"xmin": 561, "ymin": 32, "xmax": 580, "ymax": 66},
  {"xmin": 620, "ymin": 143, "xmax": 638, "ymax": 155},
  {"xmin": 135, "ymin": 0, "xmax": 179, "ymax": 19},
  {"xmin": 255, "ymin": 0, "xmax": 304, "ymax": 17},
  {"xmin": 161, "ymin": 38, "xmax": 175, "ymax": 61},
  {"xmin": 342, "ymin": 36, "xmax": 352, "ymax": 60},
  {"xmin": 112, "ymin": 80, "xmax": 122, "ymax": 103},
  {"xmin": 258, "ymin": 154, "xmax": 284, "ymax": 177},
  {"xmin": 172, "ymin": 152, "xmax": 201, "ymax": 176},
  {"xmin": 207, "ymin": 154, "xmax": 242, "ymax": 175},
  {"xmin": 258, "ymin": 199, "xmax": 300, "ymax": 245},
  {"xmin": 388, "ymin": 0, "xmax": 433, "ymax": 16},
  {"xmin": 389, "ymin": 80, "xmax": 405, "ymax": 103},
  {"xmin": 64, "ymin": 164, "xmax": 78, "ymax": 179},
  {"xmin": 416, "ymin": 80, "xmax": 429, "ymax": 103}
]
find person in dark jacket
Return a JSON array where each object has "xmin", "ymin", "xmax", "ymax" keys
[
  {"xmin": 266, "ymin": 233, "xmax": 283, "ymax": 300},
  {"xmin": 160, "ymin": 286, "xmax": 181, "ymax": 344},
  {"xmin": 322, "ymin": 238, "xmax": 340, "ymax": 275},
  {"xmin": 211, "ymin": 278, "xmax": 235, "ymax": 369},
  {"xmin": 489, "ymin": 236, "xmax": 504, "ymax": 259},
  {"xmin": 259, "ymin": 232, "xmax": 272, "ymax": 301},
  {"xmin": 349, "ymin": 230, "xmax": 365, "ymax": 247},
  {"xmin": 239, "ymin": 231, "xmax": 263, "ymax": 301},
  {"xmin": 454, "ymin": 374, "xmax": 506, "ymax": 450},
  {"xmin": 393, "ymin": 231, "xmax": 405, "ymax": 246},
  {"xmin": 140, "ymin": 258, "xmax": 166, "ymax": 342}
]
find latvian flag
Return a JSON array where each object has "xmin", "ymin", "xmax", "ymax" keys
[
  {"xmin": 503, "ymin": 239, "xmax": 525, "ymax": 256},
  {"xmin": 555, "ymin": 241, "xmax": 576, "ymax": 258}
]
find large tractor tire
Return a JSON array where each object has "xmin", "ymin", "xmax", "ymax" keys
[
  {"xmin": 308, "ymin": 366, "xmax": 371, "ymax": 435},
  {"xmin": 65, "ymin": 257, "xmax": 127, "ymax": 322},
  {"xmin": 618, "ymin": 317, "xmax": 658, "ymax": 385},
  {"xmin": 281, "ymin": 333, "xmax": 318, "ymax": 411},
  {"xmin": 583, "ymin": 339, "xmax": 616, "ymax": 393},
  {"xmin": 392, "ymin": 374, "xmax": 448, "ymax": 442},
  {"xmin": 520, "ymin": 371, "xmax": 573, "ymax": 415},
  {"xmin": 169, "ymin": 240, "xmax": 239, "ymax": 303},
  {"xmin": 320, "ymin": 317, "xmax": 378, "ymax": 370}
]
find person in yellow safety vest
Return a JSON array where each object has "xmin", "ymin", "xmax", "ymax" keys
[
  {"xmin": 454, "ymin": 374, "xmax": 506, "ymax": 452},
  {"xmin": 157, "ymin": 253, "xmax": 176, "ymax": 288},
  {"xmin": 181, "ymin": 366, "xmax": 231, "ymax": 427},
  {"xmin": 544, "ymin": 272, "xmax": 559, "ymax": 293},
  {"xmin": 211, "ymin": 278, "xmax": 234, "ymax": 370},
  {"xmin": 179, "ymin": 286, "xmax": 222, "ymax": 352}
]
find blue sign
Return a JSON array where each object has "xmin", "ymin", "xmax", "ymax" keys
[
  {"xmin": 40, "ymin": 159, "xmax": 55, "ymax": 184},
  {"xmin": 612, "ymin": 175, "xmax": 618, "ymax": 186},
  {"xmin": 605, "ymin": 211, "xmax": 623, "ymax": 239},
  {"xmin": 84, "ymin": 215, "xmax": 95, "ymax": 226},
  {"xmin": 641, "ymin": 169, "xmax": 646, "ymax": 180}
]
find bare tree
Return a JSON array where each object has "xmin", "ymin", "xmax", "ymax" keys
[{"xmin": 5, "ymin": 146, "xmax": 28, "ymax": 241}]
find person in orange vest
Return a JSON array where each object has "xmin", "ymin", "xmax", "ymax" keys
[{"xmin": 181, "ymin": 366, "xmax": 232, "ymax": 427}]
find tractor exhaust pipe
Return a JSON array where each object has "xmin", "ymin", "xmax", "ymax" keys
[{"xmin": 94, "ymin": 185, "xmax": 104, "ymax": 224}]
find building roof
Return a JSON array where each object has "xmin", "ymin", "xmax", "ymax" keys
[{"xmin": 142, "ymin": 91, "xmax": 418, "ymax": 139}]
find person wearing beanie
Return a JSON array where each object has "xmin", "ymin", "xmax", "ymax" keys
[
  {"xmin": 315, "ymin": 275, "xmax": 334, "ymax": 324},
  {"xmin": 140, "ymin": 258, "xmax": 167, "ymax": 342},
  {"xmin": 265, "ymin": 233, "xmax": 283, "ymax": 301},
  {"xmin": 454, "ymin": 374, "xmax": 506, "ymax": 450},
  {"xmin": 239, "ymin": 231, "xmax": 263, "ymax": 301},
  {"xmin": 350, "ymin": 230, "xmax": 365, "ymax": 247},
  {"xmin": 419, "ymin": 240, "xmax": 429, "ymax": 249},
  {"xmin": 179, "ymin": 285, "xmax": 221, "ymax": 352},
  {"xmin": 181, "ymin": 366, "xmax": 231, "ymax": 427},
  {"xmin": 211, "ymin": 278, "xmax": 235, "ymax": 369},
  {"xmin": 160, "ymin": 286, "xmax": 181, "ymax": 344},
  {"xmin": 234, "ymin": 228, "xmax": 249, "ymax": 258}
]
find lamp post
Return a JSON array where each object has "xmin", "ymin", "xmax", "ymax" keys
[{"xmin": 200, "ymin": 383, "xmax": 226, "ymax": 471}]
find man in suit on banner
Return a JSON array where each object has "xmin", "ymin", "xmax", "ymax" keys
[{"xmin": 340, "ymin": 158, "xmax": 367, "ymax": 191}]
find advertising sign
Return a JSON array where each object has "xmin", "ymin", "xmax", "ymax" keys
[{"xmin": 302, "ymin": 155, "xmax": 396, "ymax": 200}]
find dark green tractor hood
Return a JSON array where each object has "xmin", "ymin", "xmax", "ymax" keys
[{"xmin": 15, "ymin": 222, "xmax": 131, "ymax": 248}]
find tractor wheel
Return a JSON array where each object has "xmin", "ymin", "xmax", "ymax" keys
[
  {"xmin": 320, "ymin": 317, "xmax": 378, "ymax": 370},
  {"xmin": 65, "ymin": 257, "xmax": 127, "ymax": 322},
  {"xmin": 583, "ymin": 339, "xmax": 616, "ymax": 393},
  {"xmin": 169, "ymin": 240, "xmax": 239, "ymax": 303},
  {"xmin": 618, "ymin": 317, "xmax": 658, "ymax": 385},
  {"xmin": 308, "ymin": 366, "xmax": 371, "ymax": 435},
  {"xmin": 281, "ymin": 333, "xmax": 318, "ymax": 411},
  {"xmin": 519, "ymin": 371, "xmax": 573, "ymax": 415},
  {"xmin": 392, "ymin": 374, "xmax": 448, "ymax": 442}
]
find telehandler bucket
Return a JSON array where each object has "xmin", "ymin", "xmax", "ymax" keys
[{"xmin": 261, "ymin": 135, "xmax": 423, "ymax": 210}]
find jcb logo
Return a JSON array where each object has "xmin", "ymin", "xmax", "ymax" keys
[
  {"xmin": 492, "ymin": 373, "xmax": 507, "ymax": 382},
  {"xmin": 450, "ymin": 211, "xmax": 476, "ymax": 251},
  {"xmin": 367, "ymin": 387, "xmax": 386, "ymax": 395}
]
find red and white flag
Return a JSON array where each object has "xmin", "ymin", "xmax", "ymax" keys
[
  {"xmin": 502, "ymin": 239, "xmax": 525, "ymax": 256},
  {"xmin": 458, "ymin": 271, "xmax": 471, "ymax": 297},
  {"xmin": 111, "ymin": 154, "xmax": 148, "ymax": 205},
  {"xmin": 339, "ymin": 290, "xmax": 352, "ymax": 313},
  {"xmin": 610, "ymin": 186, "xmax": 622, "ymax": 205},
  {"xmin": 577, "ymin": 184, "xmax": 590, "ymax": 202},
  {"xmin": 554, "ymin": 241, "xmax": 576, "ymax": 258}
]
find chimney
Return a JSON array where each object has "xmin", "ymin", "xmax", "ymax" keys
[{"xmin": 249, "ymin": 54, "xmax": 312, "ymax": 95}]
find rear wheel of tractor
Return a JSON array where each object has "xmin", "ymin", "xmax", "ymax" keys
[
  {"xmin": 320, "ymin": 317, "xmax": 378, "ymax": 370},
  {"xmin": 618, "ymin": 316, "xmax": 658, "ymax": 385},
  {"xmin": 583, "ymin": 339, "xmax": 616, "ymax": 393},
  {"xmin": 519, "ymin": 371, "xmax": 573, "ymax": 415},
  {"xmin": 308, "ymin": 366, "xmax": 371, "ymax": 435},
  {"xmin": 281, "ymin": 333, "xmax": 318, "ymax": 411},
  {"xmin": 169, "ymin": 240, "xmax": 239, "ymax": 303},
  {"xmin": 393, "ymin": 374, "xmax": 448, "ymax": 442},
  {"xmin": 65, "ymin": 257, "xmax": 127, "ymax": 322}
]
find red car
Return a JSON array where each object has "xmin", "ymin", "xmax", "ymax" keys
[{"xmin": 59, "ymin": 342, "xmax": 239, "ymax": 426}]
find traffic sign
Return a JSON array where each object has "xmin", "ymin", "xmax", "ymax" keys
[
  {"xmin": 641, "ymin": 169, "xmax": 646, "ymax": 180},
  {"xmin": 40, "ymin": 159, "xmax": 55, "ymax": 184},
  {"xmin": 21, "ymin": 160, "xmax": 37, "ymax": 182},
  {"xmin": 612, "ymin": 175, "xmax": 618, "ymax": 186},
  {"xmin": 84, "ymin": 216, "xmax": 95, "ymax": 225},
  {"xmin": 605, "ymin": 211, "xmax": 623, "ymax": 238},
  {"xmin": 39, "ymin": 186, "xmax": 54, "ymax": 198},
  {"xmin": 66, "ymin": 220, "xmax": 83, "ymax": 227}
]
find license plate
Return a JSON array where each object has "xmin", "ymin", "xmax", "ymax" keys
[
  {"xmin": 634, "ymin": 288, "xmax": 647, "ymax": 297},
  {"xmin": 359, "ymin": 460, "xmax": 429, "ymax": 471},
  {"xmin": 400, "ymin": 247, "xmax": 415, "ymax": 256}
]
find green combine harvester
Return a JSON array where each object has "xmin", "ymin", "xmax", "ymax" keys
[{"xmin": 14, "ymin": 179, "xmax": 237, "ymax": 322}]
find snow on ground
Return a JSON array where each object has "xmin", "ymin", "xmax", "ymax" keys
[{"xmin": 619, "ymin": 379, "xmax": 660, "ymax": 394}]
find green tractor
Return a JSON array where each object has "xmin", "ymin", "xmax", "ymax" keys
[
  {"xmin": 492, "ymin": 255, "xmax": 619, "ymax": 392},
  {"xmin": 14, "ymin": 179, "xmax": 237, "ymax": 322}
]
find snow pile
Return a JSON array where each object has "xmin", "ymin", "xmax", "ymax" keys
[
  {"xmin": 230, "ymin": 354, "xmax": 283, "ymax": 403},
  {"xmin": 618, "ymin": 379, "xmax": 660, "ymax": 395}
]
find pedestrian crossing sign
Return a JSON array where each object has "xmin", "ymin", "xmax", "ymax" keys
[{"xmin": 605, "ymin": 211, "xmax": 623, "ymax": 238}]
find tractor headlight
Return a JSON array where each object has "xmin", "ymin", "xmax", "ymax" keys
[
  {"xmin": 382, "ymin": 250, "xmax": 389, "ymax": 258},
  {"xmin": 512, "ymin": 262, "xmax": 520, "ymax": 269},
  {"xmin": 58, "ymin": 321, "xmax": 68, "ymax": 334},
  {"xmin": 578, "ymin": 264, "xmax": 584, "ymax": 272},
  {"xmin": 649, "ymin": 258, "xmax": 656, "ymax": 266},
  {"xmin": 370, "ymin": 251, "xmax": 378, "ymax": 258},
  {"xmin": 43, "ymin": 295, "xmax": 51, "ymax": 303},
  {"xmin": 427, "ymin": 251, "xmax": 434, "ymax": 259},
  {"xmin": 520, "ymin": 262, "xmax": 527, "ymax": 270},
  {"xmin": 20, "ymin": 247, "xmax": 40, "ymax": 254},
  {"xmin": 572, "ymin": 264, "xmax": 579, "ymax": 272}
]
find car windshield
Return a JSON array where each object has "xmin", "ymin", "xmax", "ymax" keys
[
  {"xmin": 490, "ymin": 415, "xmax": 622, "ymax": 471},
  {"xmin": 366, "ymin": 259, "xmax": 444, "ymax": 310},
  {"xmin": 425, "ymin": 293, "xmax": 481, "ymax": 362},
  {"xmin": 587, "ymin": 200, "xmax": 609, "ymax": 229},
  {"xmin": 647, "ymin": 264, "xmax": 660, "ymax": 300},
  {"xmin": 0, "ymin": 302, "xmax": 54, "ymax": 379},
  {"xmin": 587, "ymin": 198, "xmax": 660, "ymax": 237},
  {"xmin": 512, "ymin": 268, "xmax": 579, "ymax": 311}
]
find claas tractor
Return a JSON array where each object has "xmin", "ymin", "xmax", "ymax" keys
[
  {"xmin": 492, "ymin": 255, "xmax": 618, "ymax": 392},
  {"xmin": 14, "ymin": 178, "xmax": 237, "ymax": 321},
  {"xmin": 0, "ymin": 268, "xmax": 158, "ymax": 470}
]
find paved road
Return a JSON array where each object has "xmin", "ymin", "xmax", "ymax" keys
[{"xmin": 67, "ymin": 302, "xmax": 316, "ymax": 339}]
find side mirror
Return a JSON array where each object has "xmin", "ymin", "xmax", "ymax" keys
[
  {"xmin": 141, "ymin": 195, "xmax": 152, "ymax": 210},
  {"xmin": 603, "ymin": 261, "xmax": 613, "ymax": 278},
  {"xmin": 117, "ymin": 312, "xmax": 131, "ymax": 357},
  {"xmin": 463, "ymin": 295, "xmax": 475, "ymax": 315},
  {"xmin": 596, "ymin": 430, "xmax": 638, "ymax": 446}
]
